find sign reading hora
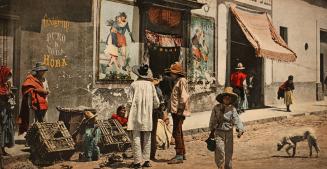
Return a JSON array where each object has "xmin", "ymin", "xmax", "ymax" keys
[{"xmin": 41, "ymin": 15, "xmax": 70, "ymax": 68}]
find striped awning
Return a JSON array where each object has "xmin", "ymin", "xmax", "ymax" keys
[{"xmin": 230, "ymin": 5, "xmax": 297, "ymax": 62}]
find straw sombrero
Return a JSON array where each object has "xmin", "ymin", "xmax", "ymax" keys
[
  {"xmin": 168, "ymin": 62, "xmax": 185, "ymax": 76},
  {"xmin": 32, "ymin": 62, "xmax": 48, "ymax": 72},
  {"xmin": 216, "ymin": 87, "xmax": 238, "ymax": 104},
  {"xmin": 235, "ymin": 63, "xmax": 245, "ymax": 70},
  {"xmin": 84, "ymin": 111, "xmax": 97, "ymax": 123}
]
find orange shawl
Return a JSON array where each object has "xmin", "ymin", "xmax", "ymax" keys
[{"xmin": 18, "ymin": 74, "xmax": 48, "ymax": 134}]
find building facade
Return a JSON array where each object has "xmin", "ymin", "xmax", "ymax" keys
[{"xmin": 0, "ymin": 0, "xmax": 326, "ymax": 122}]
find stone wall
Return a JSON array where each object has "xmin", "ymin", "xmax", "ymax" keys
[
  {"xmin": 15, "ymin": 0, "xmax": 94, "ymax": 122},
  {"xmin": 264, "ymin": 82, "xmax": 317, "ymax": 105}
]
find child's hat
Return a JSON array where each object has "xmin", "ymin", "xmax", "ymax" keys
[{"xmin": 216, "ymin": 87, "xmax": 238, "ymax": 104}]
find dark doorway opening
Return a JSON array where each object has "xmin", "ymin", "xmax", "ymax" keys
[
  {"xmin": 320, "ymin": 53, "xmax": 324, "ymax": 91},
  {"xmin": 0, "ymin": 16, "xmax": 20, "ymax": 121},
  {"xmin": 143, "ymin": 6, "xmax": 184, "ymax": 78},
  {"xmin": 149, "ymin": 47, "xmax": 180, "ymax": 78},
  {"xmin": 230, "ymin": 15, "xmax": 264, "ymax": 109},
  {"xmin": 320, "ymin": 30, "xmax": 327, "ymax": 95}
]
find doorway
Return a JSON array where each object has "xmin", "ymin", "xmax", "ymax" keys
[
  {"xmin": 0, "ymin": 16, "xmax": 20, "ymax": 117},
  {"xmin": 143, "ymin": 6, "xmax": 184, "ymax": 78},
  {"xmin": 320, "ymin": 30, "xmax": 327, "ymax": 95},
  {"xmin": 149, "ymin": 46, "xmax": 180, "ymax": 77},
  {"xmin": 230, "ymin": 14, "xmax": 264, "ymax": 108}
]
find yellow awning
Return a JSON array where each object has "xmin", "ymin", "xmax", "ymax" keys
[{"xmin": 230, "ymin": 6, "xmax": 297, "ymax": 62}]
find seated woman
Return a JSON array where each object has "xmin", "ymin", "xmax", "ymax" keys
[{"xmin": 111, "ymin": 105, "xmax": 128, "ymax": 127}]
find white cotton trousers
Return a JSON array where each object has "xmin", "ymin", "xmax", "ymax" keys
[{"xmin": 131, "ymin": 130, "xmax": 151, "ymax": 164}]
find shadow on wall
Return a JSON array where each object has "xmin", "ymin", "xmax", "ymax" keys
[
  {"xmin": 302, "ymin": 0, "xmax": 327, "ymax": 8},
  {"xmin": 9, "ymin": 0, "xmax": 92, "ymax": 32}
]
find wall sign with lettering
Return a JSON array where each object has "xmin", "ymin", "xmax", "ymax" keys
[{"xmin": 41, "ymin": 15, "xmax": 70, "ymax": 68}]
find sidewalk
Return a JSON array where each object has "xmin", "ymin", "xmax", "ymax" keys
[
  {"xmin": 182, "ymin": 99, "xmax": 327, "ymax": 134},
  {"xmin": 5, "ymin": 99, "xmax": 327, "ymax": 163}
]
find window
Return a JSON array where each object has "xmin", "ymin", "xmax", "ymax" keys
[{"xmin": 280, "ymin": 26, "xmax": 288, "ymax": 44}]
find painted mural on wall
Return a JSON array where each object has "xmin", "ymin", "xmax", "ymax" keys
[
  {"xmin": 98, "ymin": 0, "xmax": 138, "ymax": 81},
  {"xmin": 188, "ymin": 15, "xmax": 215, "ymax": 84}
]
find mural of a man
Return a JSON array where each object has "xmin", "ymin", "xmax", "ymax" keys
[{"xmin": 104, "ymin": 12, "xmax": 134, "ymax": 71}]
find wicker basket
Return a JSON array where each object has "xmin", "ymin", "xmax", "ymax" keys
[
  {"xmin": 97, "ymin": 119, "xmax": 131, "ymax": 153},
  {"xmin": 25, "ymin": 121, "xmax": 75, "ymax": 164}
]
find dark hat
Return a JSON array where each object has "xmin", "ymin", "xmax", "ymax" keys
[
  {"xmin": 216, "ymin": 87, "xmax": 238, "ymax": 104},
  {"xmin": 32, "ymin": 62, "xmax": 48, "ymax": 72},
  {"xmin": 132, "ymin": 64, "xmax": 153, "ymax": 79}
]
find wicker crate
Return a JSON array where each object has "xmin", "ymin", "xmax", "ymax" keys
[
  {"xmin": 25, "ymin": 121, "xmax": 75, "ymax": 163},
  {"xmin": 97, "ymin": 119, "xmax": 131, "ymax": 152}
]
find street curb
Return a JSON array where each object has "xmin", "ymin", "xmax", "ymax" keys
[{"xmin": 183, "ymin": 110, "xmax": 327, "ymax": 136}]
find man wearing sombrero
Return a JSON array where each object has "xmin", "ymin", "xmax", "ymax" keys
[
  {"xmin": 18, "ymin": 62, "xmax": 50, "ymax": 135},
  {"xmin": 127, "ymin": 64, "xmax": 160, "ymax": 169},
  {"xmin": 230, "ymin": 62, "xmax": 248, "ymax": 113},
  {"xmin": 79, "ymin": 111, "xmax": 101, "ymax": 162},
  {"xmin": 208, "ymin": 87, "xmax": 245, "ymax": 169},
  {"xmin": 167, "ymin": 62, "xmax": 190, "ymax": 164}
]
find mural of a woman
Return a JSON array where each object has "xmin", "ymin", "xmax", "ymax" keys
[
  {"xmin": 188, "ymin": 15, "xmax": 214, "ymax": 84},
  {"xmin": 191, "ymin": 28, "xmax": 209, "ymax": 81},
  {"xmin": 104, "ymin": 12, "xmax": 135, "ymax": 71}
]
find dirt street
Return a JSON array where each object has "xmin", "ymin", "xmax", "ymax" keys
[{"xmin": 7, "ymin": 114, "xmax": 327, "ymax": 169}]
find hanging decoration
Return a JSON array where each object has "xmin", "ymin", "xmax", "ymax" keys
[
  {"xmin": 148, "ymin": 7, "xmax": 181, "ymax": 28},
  {"xmin": 145, "ymin": 30, "xmax": 182, "ymax": 53}
]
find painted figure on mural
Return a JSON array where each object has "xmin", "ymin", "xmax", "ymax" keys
[
  {"xmin": 18, "ymin": 62, "xmax": 50, "ymax": 135},
  {"xmin": 191, "ymin": 28, "xmax": 209, "ymax": 82},
  {"xmin": 0, "ymin": 66, "xmax": 15, "ymax": 156},
  {"xmin": 105, "ymin": 12, "xmax": 135, "ymax": 72}
]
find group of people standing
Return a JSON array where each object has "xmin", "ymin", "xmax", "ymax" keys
[
  {"xmin": 0, "ymin": 62, "xmax": 50, "ymax": 157},
  {"xmin": 230, "ymin": 62, "xmax": 257, "ymax": 113},
  {"xmin": 126, "ymin": 62, "xmax": 190, "ymax": 168},
  {"xmin": 231, "ymin": 62, "xmax": 295, "ymax": 113}
]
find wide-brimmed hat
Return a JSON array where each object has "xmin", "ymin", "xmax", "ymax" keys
[
  {"xmin": 168, "ymin": 62, "xmax": 185, "ymax": 76},
  {"xmin": 32, "ymin": 62, "xmax": 48, "ymax": 72},
  {"xmin": 132, "ymin": 64, "xmax": 153, "ymax": 79},
  {"xmin": 216, "ymin": 87, "xmax": 238, "ymax": 104},
  {"xmin": 84, "ymin": 111, "xmax": 97, "ymax": 122},
  {"xmin": 235, "ymin": 63, "xmax": 245, "ymax": 70}
]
